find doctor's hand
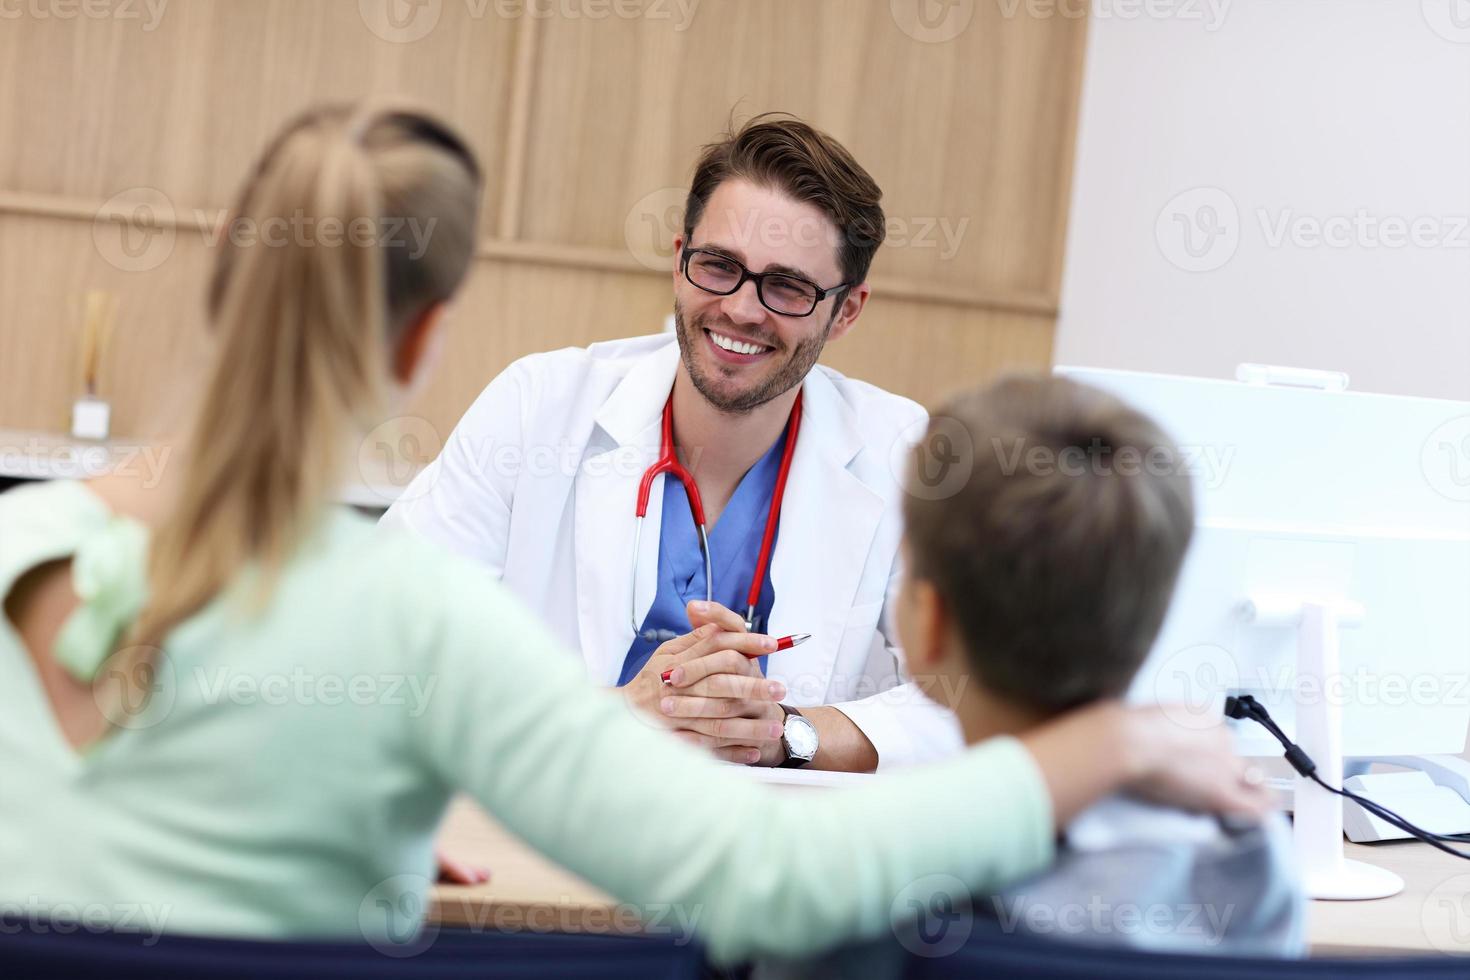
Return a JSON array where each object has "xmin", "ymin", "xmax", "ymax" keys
[
  {"xmin": 672, "ymin": 601, "xmax": 789, "ymax": 765},
  {"xmin": 622, "ymin": 623, "xmax": 788, "ymax": 765},
  {"xmin": 684, "ymin": 599, "xmax": 748, "ymax": 634}
]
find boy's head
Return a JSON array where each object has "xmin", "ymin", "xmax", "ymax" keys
[{"xmin": 897, "ymin": 375, "xmax": 1196, "ymax": 728}]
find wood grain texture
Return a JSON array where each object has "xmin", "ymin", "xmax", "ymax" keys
[
  {"xmin": 0, "ymin": 0, "xmax": 1083, "ymax": 441},
  {"xmin": 0, "ymin": 212, "xmax": 213, "ymax": 437},
  {"xmin": 0, "ymin": 0, "xmax": 518, "ymax": 234},
  {"xmin": 519, "ymin": 0, "xmax": 1089, "ymax": 295}
]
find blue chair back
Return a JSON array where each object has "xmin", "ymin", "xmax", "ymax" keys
[
  {"xmin": 0, "ymin": 926, "xmax": 705, "ymax": 979},
  {"xmin": 766, "ymin": 917, "xmax": 1470, "ymax": 979}
]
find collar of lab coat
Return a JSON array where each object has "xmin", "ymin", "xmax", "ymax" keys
[
  {"xmin": 591, "ymin": 337, "xmax": 682, "ymax": 448},
  {"xmin": 590, "ymin": 335, "xmax": 866, "ymax": 469},
  {"xmin": 574, "ymin": 335, "xmax": 886, "ymax": 700}
]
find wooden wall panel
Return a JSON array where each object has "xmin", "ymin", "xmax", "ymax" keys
[
  {"xmin": 0, "ymin": 0, "xmax": 1084, "ymax": 444},
  {"xmin": 403, "ymin": 261, "xmax": 676, "ymax": 434},
  {"xmin": 520, "ymin": 1, "xmax": 1089, "ymax": 297},
  {"xmin": 0, "ymin": 205, "xmax": 1051, "ymax": 441},
  {"xmin": 0, "ymin": 212, "xmax": 213, "ymax": 437},
  {"xmin": 822, "ymin": 303, "xmax": 1055, "ymax": 408},
  {"xmin": 0, "ymin": 0, "xmax": 519, "ymax": 235}
]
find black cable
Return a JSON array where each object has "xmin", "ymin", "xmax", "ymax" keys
[
  {"xmin": 1228, "ymin": 695, "xmax": 1470, "ymax": 854},
  {"xmin": 1225, "ymin": 694, "xmax": 1469, "ymax": 850},
  {"xmin": 1223, "ymin": 694, "xmax": 1470, "ymax": 860}
]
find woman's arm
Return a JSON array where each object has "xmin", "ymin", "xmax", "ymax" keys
[
  {"xmin": 410, "ymin": 564, "xmax": 1266, "ymax": 964},
  {"xmin": 1019, "ymin": 700, "xmax": 1272, "ymax": 825}
]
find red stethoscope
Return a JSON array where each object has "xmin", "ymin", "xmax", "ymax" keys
[{"xmin": 631, "ymin": 389, "xmax": 803, "ymax": 642}]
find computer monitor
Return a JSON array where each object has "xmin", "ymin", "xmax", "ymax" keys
[
  {"xmin": 1144, "ymin": 523, "xmax": 1469, "ymax": 755},
  {"xmin": 1056, "ymin": 364, "xmax": 1470, "ymax": 900}
]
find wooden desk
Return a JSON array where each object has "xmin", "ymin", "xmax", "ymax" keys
[
  {"xmin": 429, "ymin": 797, "xmax": 630, "ymax": 936},
  {"xmin": 1310, "ymin": 841, "xmax": 1470, "ymax": 956},
  {"xmin": 431, "ymin": 796, "xmax": 1470, "ymax": 956}
]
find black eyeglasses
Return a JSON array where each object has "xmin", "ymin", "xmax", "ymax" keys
[{"xmin": 680, "ymin": 246, "xmax": 852, "ymax": 318}]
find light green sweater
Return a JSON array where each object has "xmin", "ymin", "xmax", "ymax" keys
[{"xmin": 0, "ymin": 479, "xmax": 1053, "ymax": 963}]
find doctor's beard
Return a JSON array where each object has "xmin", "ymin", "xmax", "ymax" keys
[{"xmin": 673, "ymin": 301, "xmax": 833, "ymax": 415}]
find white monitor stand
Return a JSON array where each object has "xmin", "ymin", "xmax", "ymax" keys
[{"xmin": 1238, "ymin": 596, "xmax": 1403, "ymax": 900}]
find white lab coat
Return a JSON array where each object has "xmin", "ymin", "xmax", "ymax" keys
[{"xmin": 380, "ymin": 334, "xmax": 963, "ymax": 768}]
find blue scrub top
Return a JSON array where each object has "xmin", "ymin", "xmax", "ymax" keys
[{"xmin": 616, "ymin": 429, "xmax": 788, "ymax": 686}]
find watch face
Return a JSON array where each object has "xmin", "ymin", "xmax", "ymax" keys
[{"xmin": 785, "ymin": 715, "xmax": 819, "ymax": 760}]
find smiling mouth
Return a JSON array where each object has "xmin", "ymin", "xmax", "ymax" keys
[{"xmin": 705, "ymin": 328, "xmax": 775, "ymax": 357}]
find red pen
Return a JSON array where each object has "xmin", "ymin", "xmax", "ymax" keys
[{"xmin": 661, "ymin": 633, "xmax": 810, "ymax": 685}]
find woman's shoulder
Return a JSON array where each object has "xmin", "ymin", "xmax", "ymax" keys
[
  {"xmin": 304, "ymin": 510, "xmax": 578, "ymax": 691},
  {"xmin": 0, "ymin": 480, "xmax": 117, "ymax": 571},
  {"xmin": 0, "ymin": 477, "xmax": 107, "ymax": 523},
  {"xmin": 294, "ymin": 508, "xmax": 528, "ymax": 637},
  {"xmin": 319, "ymin": 508, "xmax": 495, "ymax": 584}
]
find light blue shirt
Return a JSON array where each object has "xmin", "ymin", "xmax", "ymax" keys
[{"xmin": 617, "ymin": 429, "xmax": 789, "ymax": 685}]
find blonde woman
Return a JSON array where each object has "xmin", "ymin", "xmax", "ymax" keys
[{"xmin": 0, "ymin": 104, "xmax": 1267, "ymax": 964}]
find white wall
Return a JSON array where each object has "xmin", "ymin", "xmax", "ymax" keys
[{"xmin": 1055, "ymin": 0, "xmax": 1470, "ymax": 401}]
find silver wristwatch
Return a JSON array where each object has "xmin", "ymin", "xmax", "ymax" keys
[{"xmin": 778, "ymin": 704, "xmax": 818, "ymax": 768}]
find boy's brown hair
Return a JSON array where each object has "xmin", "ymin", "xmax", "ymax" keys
[
  {"xmin": 903, "ymin": 375, "xmax": 1196, "ymax": 714},
  {"xmin": 684, "ymin": 113, "xmax": 885, "ymax": 289}
]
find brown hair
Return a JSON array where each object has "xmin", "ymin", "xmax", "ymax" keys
[
  {"xmin": 683, "ymin": 112, "xmax": 885, "ymax": 287},
  {"xmin": 114, "ymin": 103, "xmax": 481, "ymax": 701},
  {"xmin": 903, "ymin": 376, "xmax": 1196, "ymax": 714}
]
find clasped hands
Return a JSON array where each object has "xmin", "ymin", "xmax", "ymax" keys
[{"xmin": 622, "ymin": 600, "xmax": 788, "ymax": 766}]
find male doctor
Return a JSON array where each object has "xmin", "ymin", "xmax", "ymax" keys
[{"xmin": 381, "ymin": 114, "xmax": 961, "ymax": 771}]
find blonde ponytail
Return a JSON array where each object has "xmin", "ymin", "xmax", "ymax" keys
[{"xmin": 118, "ymin": 103, "xmax": 481, "ymax": 678}]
